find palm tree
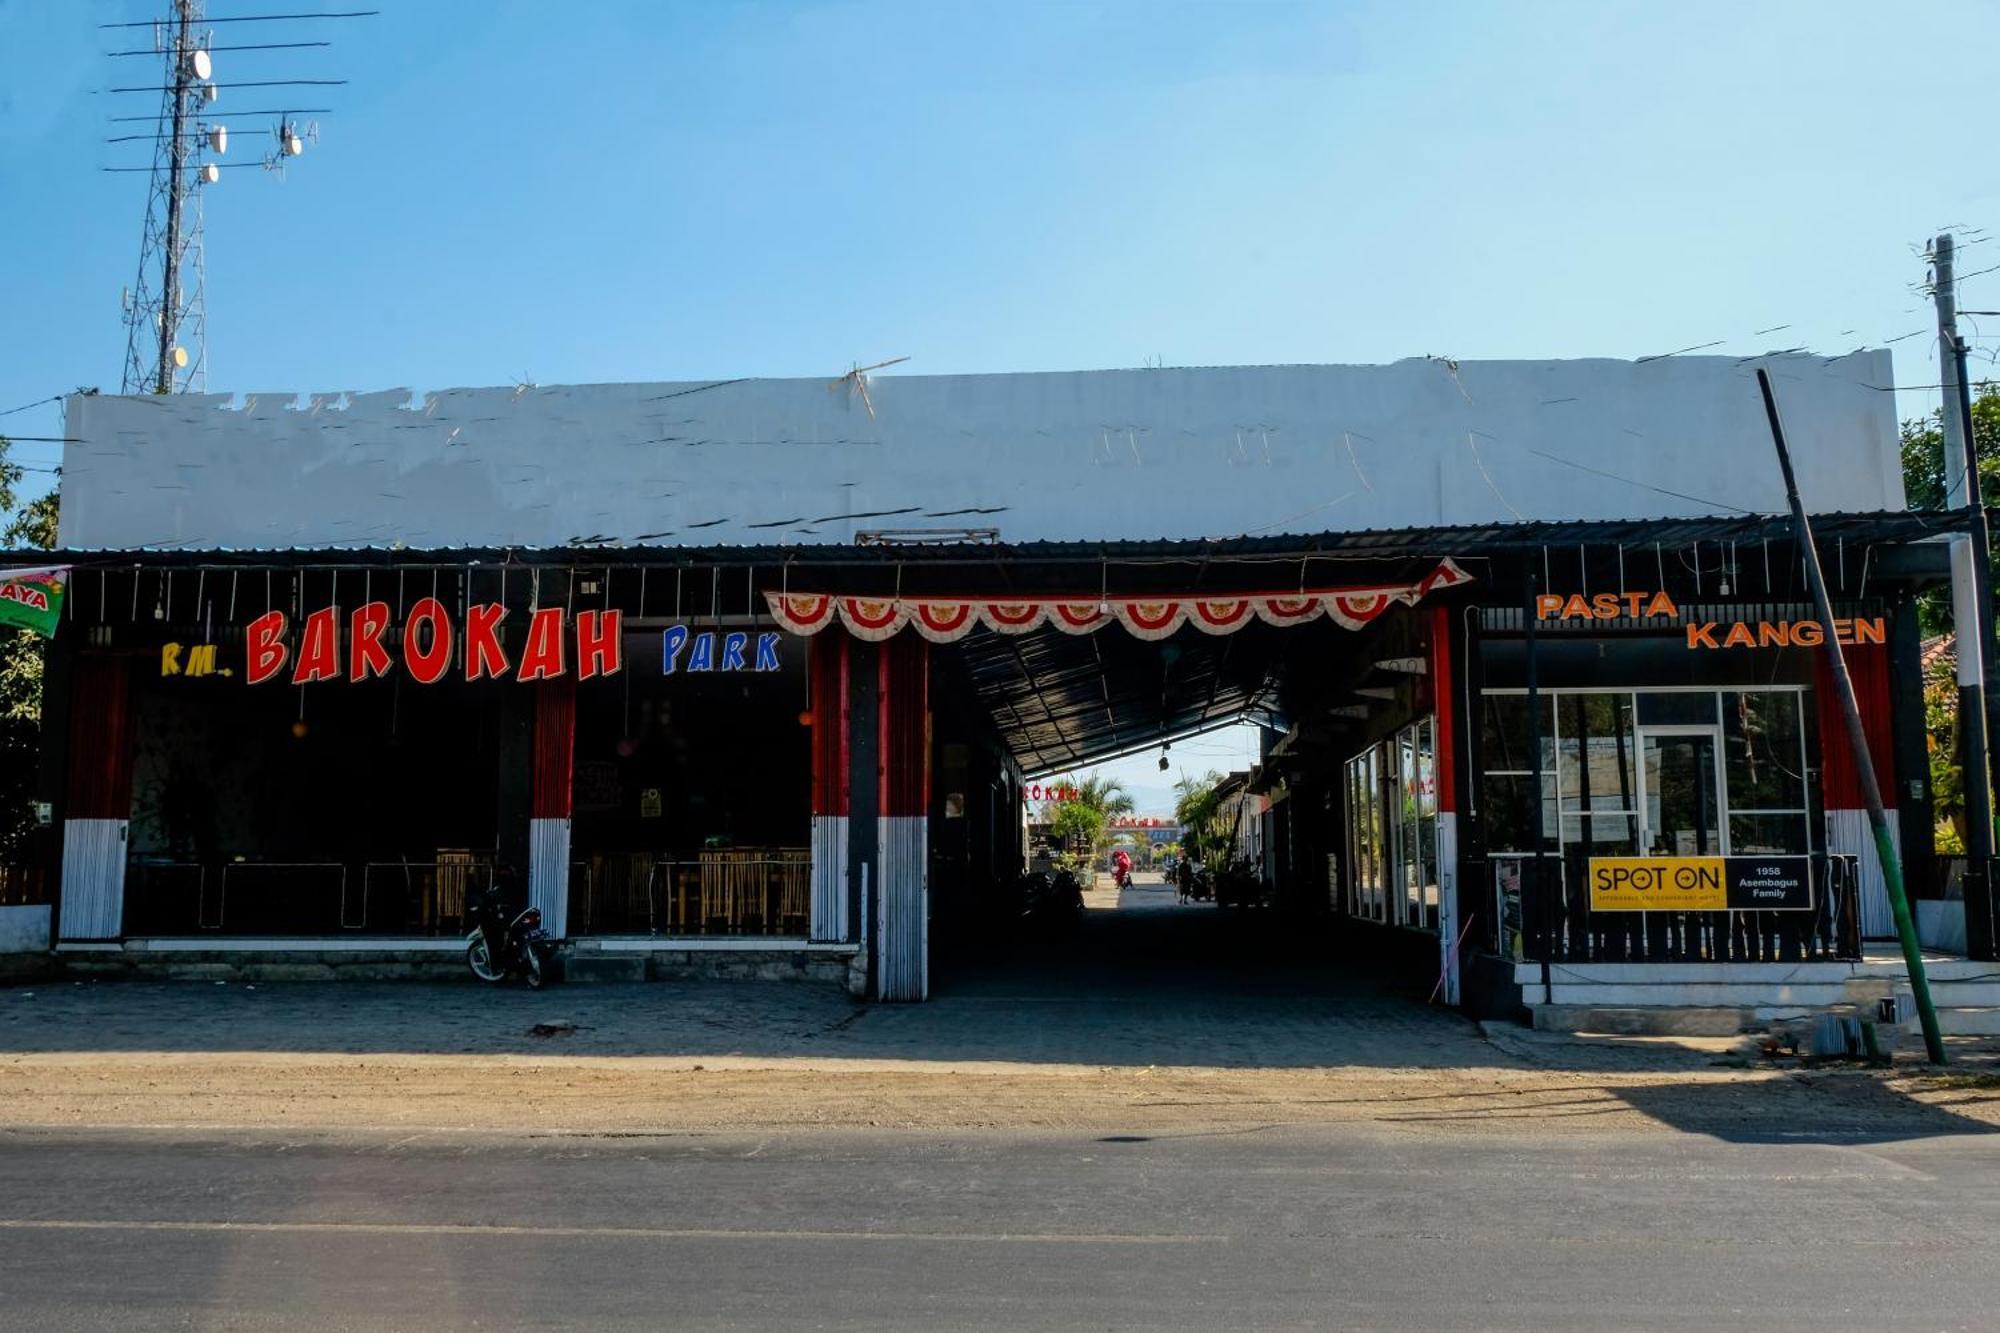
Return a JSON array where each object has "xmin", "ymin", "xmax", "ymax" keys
[
  {"xmin": 1173, "ymin": 771, "xmax": 1225, "ymax": 863},
  {"xmin": 1074, "ymin": 774, "xmax": 1136, "ymax": 821}
]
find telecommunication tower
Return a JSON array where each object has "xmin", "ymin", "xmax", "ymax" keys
[{"xmin": 106, "ymin": 3, "xmax": 373, "ymax": 394}]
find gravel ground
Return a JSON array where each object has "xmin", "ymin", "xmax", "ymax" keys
[{"xmin": 2, "ymin": 879, "xmax": 1993, "ymax": 1140}]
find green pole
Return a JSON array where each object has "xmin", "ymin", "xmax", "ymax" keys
[{"xmin": 1757, "ymin": 368, "xmax": 1946, "ymax": 1064}]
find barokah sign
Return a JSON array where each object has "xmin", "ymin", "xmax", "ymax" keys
[{"xmin": 243, "ymin": 603, "xmax": 624, "ymax": 685}]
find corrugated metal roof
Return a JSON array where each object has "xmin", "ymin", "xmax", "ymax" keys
[{"xmin": 0, "ymin": 508, "xmax": 1961, "ymax": 570}]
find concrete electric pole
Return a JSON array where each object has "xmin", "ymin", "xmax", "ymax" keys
[{"xmin": 1932, "ymin": 233, "xmax": 1999, "ymax": 959}]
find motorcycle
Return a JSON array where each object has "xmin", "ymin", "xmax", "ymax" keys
[
  {"xmin": 1018, "ymin": 868, "xmax": 1084, "ymax": 932},
  {"xmin": 465, "ymin": 886, "xmax": 558, "ymax": 988}
]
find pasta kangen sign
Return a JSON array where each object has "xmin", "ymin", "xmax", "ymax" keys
[{"xmin": 1535, "ymin": 592, "xmax": 1884, "ymax": 651}]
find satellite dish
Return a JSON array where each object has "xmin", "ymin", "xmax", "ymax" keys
[
  {"xmin": 199, "ymin": 163, "xmax": 220, "ymax": 184},
  {"xmin": 170, "ymin": 346, "xmax": 189, "ymax": 369},
  {"xmin": 203, "ymin": 82, "xmax": 219, "ymax": 103},
  {"xmin": 189, "ymin": 49, "xmax": 212, "ymax": 81},
  {"xmin": 285, "ymin": 131, "xmax": 304, "ymax": 156},
  {"xmin": 209, "ymin": 124, "xmax": 227, "ymax": 154}
]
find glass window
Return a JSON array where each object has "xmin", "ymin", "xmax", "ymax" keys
[
  {"xmin": 1485, "ymin": 773, "xmax": 1556, "ymax": 853},
  {"xmin": 1480, "ymin": 693, "xmax": 1550, "ymax": 773},
  {"xmin": 1345, "ymin": 722, "xmax": 1444, "ymax": 931},
  {"xmin": 1729, "ymin": 813, "xmax": 1809, "ymax": 855},
  {"xmin": 1561, "ymin": 813, "xmax": 1639, "ymax": 856},
  {"xmin": 1723, "ymin": 691, "xmax": 1806, "ymax": 811},
  {"xmin": 1636, "ymin": 692, "xmax": 1718, "ymax": 726},
  {"xmin": 1557, "ymin": 694, "xmax": 1637, "ymax": 814}
]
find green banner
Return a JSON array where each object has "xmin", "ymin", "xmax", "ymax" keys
[{"xmin": 0, "ymin": 566, "xmax": 68, "ymax": 638}]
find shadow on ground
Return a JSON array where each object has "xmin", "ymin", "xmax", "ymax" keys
[{"xmin": 4, "ymin": 878, "xmax": 1995, "ymax": 1142}]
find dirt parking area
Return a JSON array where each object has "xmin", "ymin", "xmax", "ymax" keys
[{"xmin": 1, "ymin": 975, "xmax": 1994, "ymax": 1141}]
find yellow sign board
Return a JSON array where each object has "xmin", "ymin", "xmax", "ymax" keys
[{"xmin": 1587, "ymin": 856, "xmax": 1727, "ymax": 911}]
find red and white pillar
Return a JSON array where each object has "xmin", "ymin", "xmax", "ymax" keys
[
  {"xmin": 58, "ymin": 654, "xmax": 136, "ymax": 942},
  {"xmin": 529, "ymin": 677, "xmax": 576, "ymax": 938},
  {"xmin": 876, "ymin": 634, "xmax": 929, "ymax": 1001},
  {"xmin": 1429, "ymin": 606, "xmax": 1463, "ymax": 1005},
  {"xmin": 809, "ymin": 633, "xmax": 851, "ymax": 942},
  {"xmin": 1816, "ymin": 644, "xmax": 1898, "ymax": 938}
]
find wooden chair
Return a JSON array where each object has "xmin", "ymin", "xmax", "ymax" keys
[
  {"xmin": 436, "ymin": 850, "xmax": 477, "ymax": 929},
  {"xmin": 776, "ymin": 848, "xmax": 809, "ymax": 935}
]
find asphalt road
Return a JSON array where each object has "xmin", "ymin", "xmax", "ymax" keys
[{"xmin": 0, "ymin": 1121, "xmax": 1993, "ymax": 1331}]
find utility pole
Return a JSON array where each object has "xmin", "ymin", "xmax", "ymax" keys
[
  {"xmin": 1948, "ymin": 325, "xmax": 2000, "ymax": 959},
  {"xmin": 156, "ymin": 1, "xmax": 196, "ymax": 394},
  {"xmin": 1932, "ymin": 232, "xmax": 1999, "ymax": 960},
  {"xmin": 1759, "ymin": 368, "xmax": 1947, "ymax": 1063}
]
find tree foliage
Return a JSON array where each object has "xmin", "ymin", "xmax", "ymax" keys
[
  {"xmin": 1897, "ymin": 384, "xmax": 2000, "ymax": 850},
  {"xmin": 1899, "ymin": 382, "xmax": 2000, "ymax": 512},
  {"xmin": 1172, "ymin": 770, "xmax": 1228, "ymax": 863},
  {"xmin": 0, "ymin": 433, "xmax": 57, "ymax": 860},
  {"xmin": 1038, "ymin": 773, "xmax": 1135, "ymax": 866}
]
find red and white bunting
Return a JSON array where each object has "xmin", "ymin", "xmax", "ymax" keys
[{"xmin": 766, "ymin": 559, "xmax": 1472, "ymax": 643}]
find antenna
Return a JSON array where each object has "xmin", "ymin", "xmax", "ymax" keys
[{"xmin": 107, "ymin": 3, "xmax": 376, "ymax": 394}]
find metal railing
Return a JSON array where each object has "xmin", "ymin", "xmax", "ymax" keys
[
  {"xmin": 568, "ymin": 851, "xmax": 811, "ymax": 937},
  {"xmin": 0, "ymin": 864, "xmax": 49, "ymax": 908},
  {"xmin": 124, "ymin": 857, "xmax": 492, "ymax": 936},
  {"xmin": 1492, "ymin": 851, "xmax": 1861, "ymax": 964}
]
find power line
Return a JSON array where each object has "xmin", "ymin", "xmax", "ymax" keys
[
  {"xmin": 0, "ymin": 395, "xmax": 63, "ymax": 420},
  {"xmin": 99, "ymin": 10, "xmax": 378, "ymax": 27},
  {"xmin": 109, "ymin": 41, "xmax": 331, "ymax": 55}
]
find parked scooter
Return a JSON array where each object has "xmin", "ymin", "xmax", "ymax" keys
[
  {"xmin": 465, "ymin": 881, "xmax": 558, "ymax": 988},
  {"xmin": 1018, "ymin": 867, "xmax": 1085, "ymax": 931}
]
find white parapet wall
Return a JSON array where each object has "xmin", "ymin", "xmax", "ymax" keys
[
  {"xmin": 61, "ymin": 354, "xmax": 1902, "ymax": 551},
  {"xmin": 0, "ymin": 905, "xmax": 50, "ymax": 954}
]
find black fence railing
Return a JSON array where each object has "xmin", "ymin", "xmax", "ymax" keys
[
  {"xmin": 567, "ymin": 851, "xmax": 811, "ymax": 938},
  {"xmin": 124, "ymin": 856, "xmax": 493, "ymax": 937},
  {"xmin": 1492, "ymin": 851, "xmax": 1861, "ymax": 964},
  {"xmin": 0, "ymin": 865, "xmax": 49, "ymax": 908}
]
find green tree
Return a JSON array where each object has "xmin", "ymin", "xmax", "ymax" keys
[
  {"xmin": 0, "ymin": 439, "xmax": 57, "ymax": 722},
  {"xmin": 1926, "ymin": 650, "xmax": 1965, "ymax": 854},
  {"xmin": 1902, "ymin": 382, "xmax": 2000, "ymax": 638},
  {"xmin": 0, "ymin": 434, "xmax": 57, "ymax": 861},
  {"xmin": 1899, "ymin": 382, "xmax": 2000, "ymax": 513},
  {"xmin": 1038, "ymin": 774, "xmax": 1134, "ymax": 868},
  {"xmin": 1173, "ymin": 771, "xmax": 1227, "ymax": 863}
]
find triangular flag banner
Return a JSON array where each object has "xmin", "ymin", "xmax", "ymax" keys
[
  {"xmin": 765, "ymin": 558, "xmax": 1472, "ymax": 643},
  {"xmin": 0, "ymin": 566, "xmax": 69, "ymax": 638}
]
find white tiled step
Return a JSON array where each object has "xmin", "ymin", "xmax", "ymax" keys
[
  {"xmin": 1542, "ymin": 980, "xmax": 2000, "ymax": 1009},
  {"xmin": 1936, "ymin": 1007, "xmax": 2000, "ymax": 1036}
]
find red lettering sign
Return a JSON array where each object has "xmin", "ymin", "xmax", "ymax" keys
[
  {"xmin": 517, "ymin": 607, "xmax": 566, "ymax": 681},
  {"xmin": 576, "ymin": 609, "xmax": 623, "ymax": 680},
  {"xmin": 464, "ymin": 602, "xmax": 510, "ymax": 681},
  {"xmin": 246, "ymin": 610, "xmax": 289, "ymax": 685},
  {"xmin": 350, "ymin": 602, "xmax": 393, "ymax": 682},
  {"xmin": 404, "ymin": 598, "xmax": 453, "ymax": 685}
]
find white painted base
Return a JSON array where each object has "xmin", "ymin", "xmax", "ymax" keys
[
  {"xmin": 1511, "ymin": 956, "xmax": 2000, "ymax": 1012},
  {"xmin": 1826, "ymin": 807, "xmax": 1900, "ymax": 938},
  {"xmin": 573, "ymin": 937, "xmax": 850, "ymax": 953},
  {"xmin": 0, "ymin": 904, "xmax": 51, "ymax": 953},
  {"xmin": 876, "ymin": 815, "xmax": 928, "ymax": 1001},
  {"xmin": 1917, "ymin": 900, "xmax": 1969, "ymax": 955},
  {"xmin": 58, "ymin": 819, "xmax": 127, "ymax": 941},
  {"xmin": 529, "ymin": 817, "xmax": 571, "ymax": 939},
  {"xmin": 1436, "ymin": 812, "xmax": 1460, "ymax": 1005},
  {"xmin": 85, "ymin": 937, "xmax": 470, "ymax": 954},
  {"xmin": 810, "ymin": 814, "xmax": 850, "ymax": 943}
]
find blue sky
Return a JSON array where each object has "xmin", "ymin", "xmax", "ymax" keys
[{"xmin": 4, "ymin": 0, "xmax": 1997, "ymax": 811}]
